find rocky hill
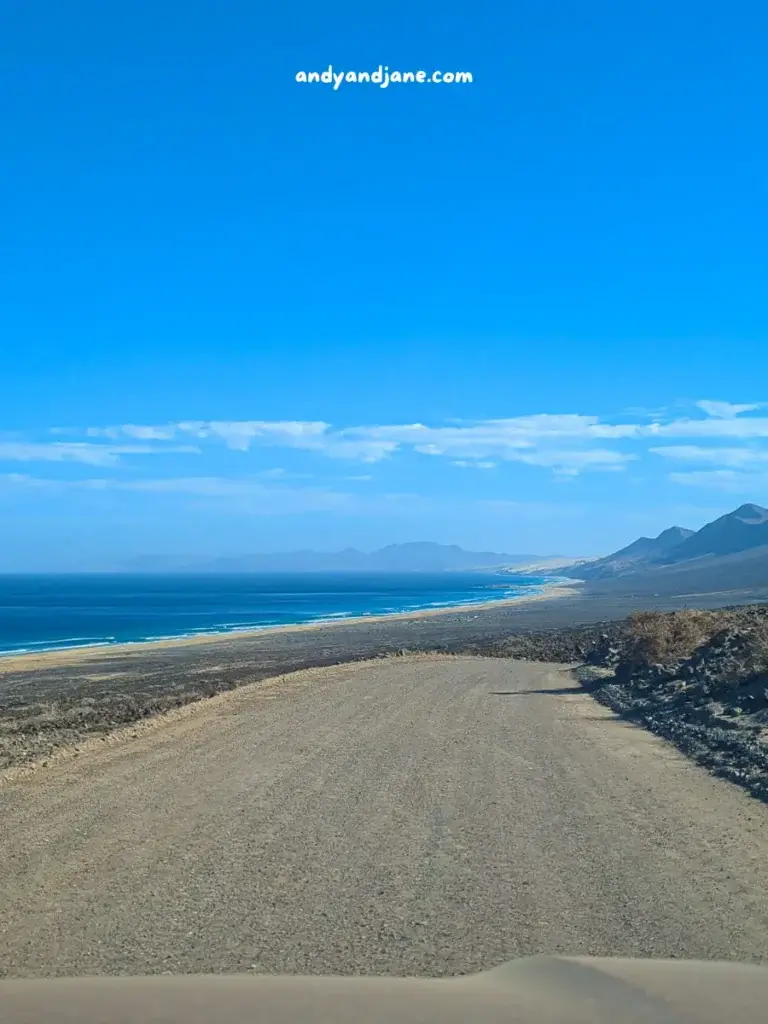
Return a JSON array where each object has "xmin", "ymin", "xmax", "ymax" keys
[
  {"xmin": 569, "ymin": 526, "xmax": 694, "ymax": 580},
  {"xmin": 656, "ymin": 503, "xmax": 768, "ymax": 564},
  {"xmin": 565, "ymin": 504, "xmax": 768, "ymax": 589}
]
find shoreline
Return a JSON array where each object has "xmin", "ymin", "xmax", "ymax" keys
[
  {"xmin": 2, "ymin": 583, "xmax": 767, "ymax": 774},
  {"xmin": 0, "ymin": 582, "xmax": 581, "ymax": 673}
]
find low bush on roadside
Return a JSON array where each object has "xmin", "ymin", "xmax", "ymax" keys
[
  {"xmin": 624, "ymin": 609, "xmax": 723, "ymax": 667},
  {"xmin": 622, "ymin": 607, "xmax": 768, "ymax": 677}
]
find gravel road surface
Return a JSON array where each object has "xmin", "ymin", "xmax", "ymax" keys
[{"xmin": 2, "ymin": 655, "xmax": 768, "ymax": 978}]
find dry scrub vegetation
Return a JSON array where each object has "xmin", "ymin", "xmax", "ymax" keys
[{"xmin": 620, "ymin": 606, "xmax": 768, "ymax": 683}]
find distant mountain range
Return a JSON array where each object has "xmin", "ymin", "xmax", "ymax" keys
[
  {"xmin": 564, "ymin": 503, "xmax": 768, "ymax": 594},
  {"xmin": 123, "ymin": 543, "xmax": 555, "ymax": 574}
]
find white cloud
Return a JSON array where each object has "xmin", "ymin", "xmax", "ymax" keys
[
  {"xmin": 318, "ymin": 438, "xmax": 399, "ymax": 462},
  {"xmin": 695, "ymin": 400, "xmax": 763, "ymax": 419},
  {"xmin": 650, "ymin": 446, "xmax": 768, "ymax": 467},
  {"xmin": 649, "ymin": 417, "xmax": 768, "ymax": 439},
  {"xmin": 85, "ymin": 424, "xmax": 179, "ymax": 441},
  {"xmin": 31, "ymin": 400, "xmax": 768, "ymax": 483},
  {"xmin": 173, "ymin": 420, "xmax": 397, "ymax": 462},
  {"xmin": 448, "ymin": 448, "xmax": 631, "ymax": 475},
  {"xmin": 176, "ymin": 420, "xmax": 330, "ymax": 451},
  {"xmin": 508, "ymin": 448, "xmax": 633, "ymax": 473},
  {"xmin": 79, "ymin": 413, "xmax": 643, "ymax": 464},
  {"xmin": 0, "ymin": 442, "xmax": 200, "ymax": 466},
  {"xmin": 349, "ymin": 414, "xmax": 640, "ymax": 454},
  {"xmin": 453, "ymin": 460, "xmax": 497, "ymax": 469},
  {"xmin": 256, "ymin": 468, "xmax": 316, "ymax": 480},
  {"xmin": 119, "ymin": 424, "xmax": 180, "ymax": 440}
]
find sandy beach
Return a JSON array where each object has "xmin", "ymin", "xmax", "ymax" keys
[{"xmin": 0, "ymin": 582, "xmax": 581, "ymax": 674}]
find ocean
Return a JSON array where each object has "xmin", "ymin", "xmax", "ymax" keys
[{"xmin": 0, "ymin": 572, "xmax": 557, "ymax": 656}]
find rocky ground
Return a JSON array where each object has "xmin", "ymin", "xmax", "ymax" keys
[{"xmin": 571, "ymin": 606, "xmax": 768, "ymax": 802}]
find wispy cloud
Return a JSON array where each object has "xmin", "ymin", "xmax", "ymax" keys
[
  {"xmin": 667, "ymin": 469, "xmax": 768, "ymax": 493},
  {"xmin": 695, "ymin": 400, "xmax": 763, "ymax": 419},
  {"xmin": 453, "ymin": 460, "xmax": 497, "ymax": 469},
  {"xmin": 84, "ymin": 424, "xmax": 179, "ymax": 441},
  {"xmin": 649, "ymin": 418, "xmax": 768, "ymax": 439},
  {"xmin": 78, "ymin": 407, "xmax": 768, "ymax": 456},
  {"xmin": 0, "ymin": 441, "xmax": 200, "ymax": 466},
  {"xmin": 510, "ymin": 448, "xmax": 632, "ymax": 474},
  {"xmin": 349, "ymin": 414, "xmax": 641, "ymax": 454},
  {"xmin": 68, "ymin": 413, "xmax": 642, "ymax": 473},
  {"xmin": 256, "ymin": 467, "xmax": 315, "ymax": 481},
  {"xmin": 23, "ymin": 400, "xmax": 768, "ymax": 485},
  {"xmin": 174, "ymin": 420, "xmax": 398, "ymax": 462},
  {"xmin": 177, "ymin": 420, "xmax": 328, "ymax": 450},
  {"xmin": 650, "ymin": 446, "xmax": 768, "ymax": 468}
]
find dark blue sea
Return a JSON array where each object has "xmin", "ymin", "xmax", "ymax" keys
[{"xmin": 0, "ymin": 572, "xmax": 557, "ymax": 656}]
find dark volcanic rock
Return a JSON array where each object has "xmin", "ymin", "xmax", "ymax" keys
[{"xmin": 575, "ymin": 607, "xmax": 768, "ymax": 802}]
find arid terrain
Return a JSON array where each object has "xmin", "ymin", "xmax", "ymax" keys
[
  {"xmin": 3, "ymin": 586, "xmax": 768, "ymax": 772},
  {"xmin": 3, "ymin": 655, "xmax": 768, "ymax": 979},
  {"xmin": 3, "ymin": 590, "xmax": 768, "ymax": 977}
]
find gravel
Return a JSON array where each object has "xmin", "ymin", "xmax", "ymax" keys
[{"xmin": 3, "ymin": 656, "xmax": 768, "ymax": 978}]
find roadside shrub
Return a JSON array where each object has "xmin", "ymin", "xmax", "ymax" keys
[{"xmin": 625, "ymin": 609, "xmax": 723, "ymax": 668}]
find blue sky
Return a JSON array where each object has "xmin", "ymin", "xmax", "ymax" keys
[{"xmin": 1, "ymin": 1, "xmax": 767, "ymax": 570}]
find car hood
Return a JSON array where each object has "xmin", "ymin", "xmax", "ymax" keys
[{"xmin": 1, "ymin": 955, "xmax": 766, "ymax": 1023}]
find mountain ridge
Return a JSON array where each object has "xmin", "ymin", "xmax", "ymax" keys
[
  {"xmin": 565, "ymin": 503, "xmax": 768, "ymax": 583},
  {"xmin": 122, "ymin": 542, "xmax": 558, "ymax": 574}
]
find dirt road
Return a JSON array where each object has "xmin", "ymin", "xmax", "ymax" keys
[{"xmin": 2, "ymin": 655, "xmax": 768, "ymax": 977}]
